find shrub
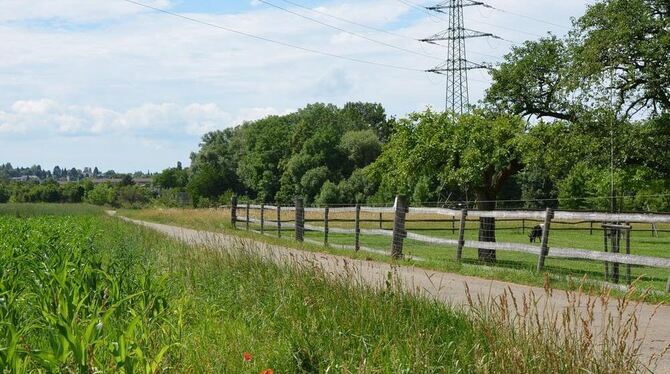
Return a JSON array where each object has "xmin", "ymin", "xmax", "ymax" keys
[
  {"xmin": 316, "ymin": 181, "xmax": 340, "ymax": 206},
  {"xmin": 0, "ymin": 184, "xmax": 8, "ymax": 203},
  {"xmin": 116, "ymin": 185, "xmax": 150, "ymax": 208},
  {"xmin": 86, "ymin": 183, "xmax": 116, "ymax": 206}
]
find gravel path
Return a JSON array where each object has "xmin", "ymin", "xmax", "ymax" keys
[{"xmin": 115, "ymin": 214, "xmax": 670, "ymax": 372}]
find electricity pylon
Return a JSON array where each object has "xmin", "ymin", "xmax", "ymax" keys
[{"xmin": 420, "ymin": 0, "xmax": 498, "ymax": 114}]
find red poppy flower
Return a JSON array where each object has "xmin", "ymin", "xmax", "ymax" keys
[
  {"xmin": 261, "ymin": 369, "xmax": 274, "ymax": 374},
  {"xmin": 243, "ymin": 352, "xmax": 252, "ymax": 362}
]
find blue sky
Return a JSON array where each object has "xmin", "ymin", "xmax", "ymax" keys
[{"xmin": 0, "ymin": 0, "xmax": 588, "ymax": 172}]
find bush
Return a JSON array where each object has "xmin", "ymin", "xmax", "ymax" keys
[
  {"xmin": 316, "ymin": 181, "xmax": 340, "ymax": 206},
  {"xmin": 116, "ymin": 185, "xmax": 150, "ymax": 208},
  {"xmin": 0, "ymin": 184, "xmax": 8, "ymax": 203},
  {"xmin": 85, "ymin": 184, "xmax": 116, "ymax": 206},
  {"xmin": 154, "ymin": 188, "xmax": 191, "ymax": 208}
]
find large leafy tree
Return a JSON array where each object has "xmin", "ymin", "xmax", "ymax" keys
[
  {"xmin": 236, "ymin": 115, "xmax": 293, "ymax": 202},
  {"xmin": 575, "ymin": 0, "xmax": 670, "ymax": 116},
  {"xmin": 487, "ymin": 0, "xmax": 669, "ymax": 121},
  {"xmin": 486, "ymin": 36, "xmax": 581, "ymax": 122},
  {"xmin": 188, "ymin": 129, "xmax": 241, "ymax": 201},
  {"xmin": 369, "ymin": 110, "xmax": 528, "ymax": 262}
]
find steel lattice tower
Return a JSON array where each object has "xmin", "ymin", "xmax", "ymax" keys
[{"xmin": 420, "ymin": 0, "xmax": 497, "ymax": 114}]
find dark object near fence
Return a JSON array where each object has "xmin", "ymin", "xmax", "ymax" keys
[{"xmin": 529, "ymin": 224, "xmax": 543, "ymax": 243}]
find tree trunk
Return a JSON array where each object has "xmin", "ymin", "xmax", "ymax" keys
[{"xmin": 477, "ymin": 198, "xmax": 496, "ymax": 263}]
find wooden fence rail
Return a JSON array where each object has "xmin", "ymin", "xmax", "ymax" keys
[{"xmin": 232, "ymin": 196, "xmax": 670, "ymax": 292}]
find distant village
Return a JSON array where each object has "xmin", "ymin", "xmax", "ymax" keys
[{"xmin": 0, "ymin": 163, "xmax": 153, "ymax": 185}]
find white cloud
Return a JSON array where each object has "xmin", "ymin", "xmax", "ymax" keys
[
  {"xmin": 0, "ymin": 99, "xmax": 234, "ymax": 138},
  {"xmin": 0, "ymin": 0, "xmax": 172, "ymax": 23}
]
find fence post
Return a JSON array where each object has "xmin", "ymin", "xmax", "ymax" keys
[
  {"xmin": 379, "ymin": 212, "xmax": 383, "ymax": 229},
  {"xmin": 603, "ymin": 228, "xmax": 610, "ymax": 280},
  {"xmin": 451, "ymin": 215, "xmax": 455, "ymax": 234},
  {"xmin": 277, "ymin": 204, "xmax": 282, "ymax": 239},
  {"xmin": 590, "ymin": 221, "xmax": 593, "ymax": 235},
  {"xmin": 230, "ymin": 195, "xmax": 238, "ymax": 229},
  {"xmin": 536, "ymin": 208, "xmax": 554, "ymax": 272},
  {"xmin": 354, "ymin": 204, "xmax": 361, "ymax": 251},
  {"xmin": 612, "ymin": 228, "xmax": 621, "ymax": 283},
  {"xmin": 456, "ymin": 209, "xmax": 468, "ymax": 262},
  {"xmin": 323, "ymin": 206, "xmax": 329, "ymax": 246},
  {"xmin": 522, "ymin": 218, "xmax": 526, "ymax": 234},
  {"xmin": 245, "ymin": 202, "xmax": 250, "ymax": 231},
  {"xmin": 625, "ymin": 224, "xmax": 631, "ymax": 285},
  {"xmin": 260, "ymin": 203, "xmax": 265, "ymax": 234},
  {"xmin": 295, "ymin": 198, "xmax": 304, "ymax": 242},
  {"xmin": 391, "ymin": 195, "xmax": 409, "ymax": 260}
]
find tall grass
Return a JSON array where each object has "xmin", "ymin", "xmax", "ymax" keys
[{"xmin": 0, "ymin": 205, "xmax": 659, "ymax": 372}]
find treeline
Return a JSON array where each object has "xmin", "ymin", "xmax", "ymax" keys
[
  {"xmin": 0, "ymin": 175, "xmax": 151, "ymax": 208},
  {"xmin": 153, "ymin": 102, "xmax": 392, "ymax": 207},
  {"xmin": 0, "ymin": 163, "xmax": 152, "ymax": 181},
  {"xmin": 149, "ymin": 107, "xmax": 670, "ymax": 212}
]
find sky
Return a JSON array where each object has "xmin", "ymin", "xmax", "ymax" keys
[{"xmin": 0, "ymin": 0, "xmax": 590, "ymax": 173}]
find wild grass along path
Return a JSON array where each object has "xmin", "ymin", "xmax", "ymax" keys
[{"xmin": 111, "ymin": 212, "xmax": 670, "ymax": 372}]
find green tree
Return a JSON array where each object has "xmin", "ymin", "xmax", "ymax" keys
[
  {"xmin": 188, "ymin": 129, "xmax": 241, "ymax": 200},
  {"xmin": 236, "ymin": 116, "xmax": 293, "ymax": 202},
  {"xmin": 575, "ymin": 0, "xmax": 670, "ymax": 116},
  {"xmin": 299, "ymin": 166, "xmax": 330, "ymax": 204},
  {"xmin": 339, "ymin": 130, "xmax": 382, "ymax": 168},
  {"xmin": 341, "ymin": 102, "xmax": 393, "ymax": 142},
  {"xmin": 153, "ymin": 164, "xmax": 189, "ymax": 189},
  {"xmin": 0, "ymin": 184, "xmax": 9, "ymax": 203},
  {"xmin": 316, "ymin": 181, "xmax": 340, "ymax": 206},
  {"xmin": 369, "ymin": 110, "xmax": 528, "ymax": 262},
  {"xmin": 86, "ymin": 184, "xmax": 116, "ymax": 206},
  {"xmin": 486, "ymin": 36, "xmax": 580, "ymax": 122}
]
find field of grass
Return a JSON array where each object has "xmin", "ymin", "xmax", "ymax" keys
[
  {"xmin": 2, "ymin": 203, "xmax": 657, "ymax": 372},
  {"xmin": 119, "ymin": 207, "xmax": 670, "ymax": 300}
]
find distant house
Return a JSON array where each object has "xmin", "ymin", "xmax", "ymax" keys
[
  {"xmin": 90, "ymin": 178, "xmax": 153, "ymax": 186},
  {"xmin": 10, "ymin": 175, "xmax": 40, "ymax": 182}
]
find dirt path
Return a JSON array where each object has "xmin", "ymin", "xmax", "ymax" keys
[{"xmin": 115, "ymin": 214, "xmax": 670, "ymax": 372}]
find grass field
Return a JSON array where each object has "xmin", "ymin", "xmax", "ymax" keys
[
  {"xmin": 0, "ymin": 203, "xmax": 656, "ymax": 372},
  {"xmin": 119, "ymin": 207, "xmax": 670, "ymax": 300}
]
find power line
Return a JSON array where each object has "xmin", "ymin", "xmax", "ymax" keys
[
  {"xmin": 279, "ymin": 0, "xmax": 504, "ymax": 60},
  {"xmin": 398, "ymin": 0, "xmax": 551, "ymax": 40},
  {"xmin": 122, "ymin": 0, "xmax": 423, "ymax": 73},
  {"xmin": 485, "ymin": 4, "xmax": 571, "ymax": 30},
  {"xmin": 256, "ymin": 0, "xmax": 444, "ymax": 62},
  {"xmin": 278, "ymin": 0, "xmax": 416, "ymax": 42}
]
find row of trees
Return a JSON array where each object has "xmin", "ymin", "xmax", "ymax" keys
[
  {"xmin": 0, "ymin": 163, "xmax": 152, "ymax": 182},
  {"xmin": 151, "ymin": 102, "xmax": 392, "ymax": 207},
  {"xmin": 0, "ymin": 176, "xmax": 150, "ymax": 208}
]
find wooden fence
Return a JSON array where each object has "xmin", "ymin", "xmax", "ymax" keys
[{"xmin": 229, "ymin": 195, "xmax": 670, "ymax": 292}]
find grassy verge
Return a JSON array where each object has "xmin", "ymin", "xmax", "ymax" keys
[
  {"xmin": 0, "ymin": 203, "xmax": 658, "ymax": 371},
  {"xmin": 119, "ymin": 207, "xmax": 670, "ymax": 303}
]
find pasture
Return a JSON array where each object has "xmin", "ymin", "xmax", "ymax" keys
[
  {"xmin": 120, "ymin": 206, "xmax": 670, "ymax": 299},
  {"xmin": 2, "ymin": 203, "xmax": 653, "ymax": 372}
]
